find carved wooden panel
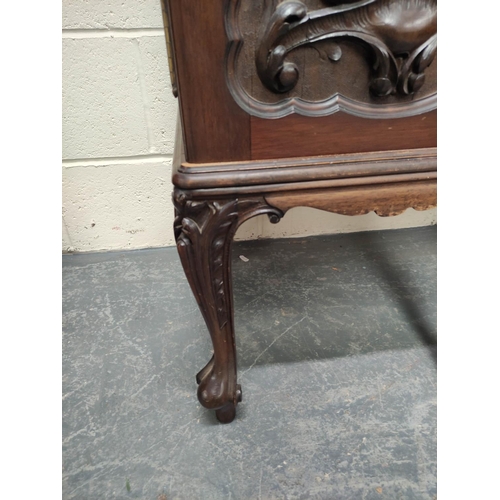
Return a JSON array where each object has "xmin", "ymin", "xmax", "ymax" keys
[{"xmin": 226, "ymin": 0, "xmax": 437, "ymax": 119}]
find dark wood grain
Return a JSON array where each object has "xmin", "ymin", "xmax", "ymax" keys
[
  {"xmin": 251, "ymin": 110, "xmax": 436, "ymax": 160},
  {"xmin": 164, "ymin": 0, "xmax": 437, "ymax": 423},
  {"xmin": 265, "ymin": 180, "xmax": 437, "ymax": 216},
  {"xmin": 164, "ymin": 0, "xmax": 250, "ymax": 163},
  {"xmin": 181, "ymin": 172, "xmax": 437, "ymax": 198},
  {"xmin": 173, "ymin": 147, "xmax": 436, "ymax": 190}
]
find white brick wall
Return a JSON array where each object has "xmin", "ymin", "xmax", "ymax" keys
[
  {"xmin": 62, "ymin": 0, "xmax": 164, "ymax": 30},
  {"xmin": 62, "ymin": 1, "xmax": 177, "ymax": 252},
  {"xmin": 62, "ymin": 1, "xmax": 436, "ymax": 253}
]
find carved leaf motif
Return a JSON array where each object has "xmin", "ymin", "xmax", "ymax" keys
[
  {"xmin": 173, "ymin": 190, "xmax": 283, "ymax": 415},
  {"xmin": 173, "ymin": 192, "xmax": 283, "ymax": 331},
  {"xmin": 398, "ymin": 33, "xmax": 437, "ymax": 95}
]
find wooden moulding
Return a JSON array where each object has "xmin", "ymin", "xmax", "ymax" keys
[
  {"xmin": 265, "ymin": 180, "xmax": 437, "ymax": 217},
  {"xmin": 173, "ymin": 146, "xmax": 437, "ymax": 194}
]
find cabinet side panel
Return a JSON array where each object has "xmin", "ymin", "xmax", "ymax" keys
[{"xmin": 166, "ymin": 0, "xmax": 251, "ymax": 163}]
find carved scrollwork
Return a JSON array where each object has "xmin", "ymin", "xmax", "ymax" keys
[
  {"xmin": 225, "ymin": 0, "xmax": 437, "ymax": 118},
  {"xmin": 256, "ymin": 0, "xmax": 437, "ymax": 97},
  {"xmin": 398, "ymin": 33, "xmax": 437, "ymax": 95}
]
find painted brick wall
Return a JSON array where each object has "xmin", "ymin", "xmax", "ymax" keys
[{"xmin": 62, "ymin": 0, "xmax": 436, "ymax": 253}]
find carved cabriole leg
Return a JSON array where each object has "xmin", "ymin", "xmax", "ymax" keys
[{"xmin": 173, "ymin": 189, "xmax": 283, "ymax": 423}]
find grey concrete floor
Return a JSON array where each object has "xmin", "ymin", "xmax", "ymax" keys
[{"xmin": 62, "ymin": 226, "xmax": 437, "ymax": 500}]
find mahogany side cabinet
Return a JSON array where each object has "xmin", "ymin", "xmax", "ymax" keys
[{"xmin": 161, "ymin": 0, "xmax": 437, "ymax": 423}]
